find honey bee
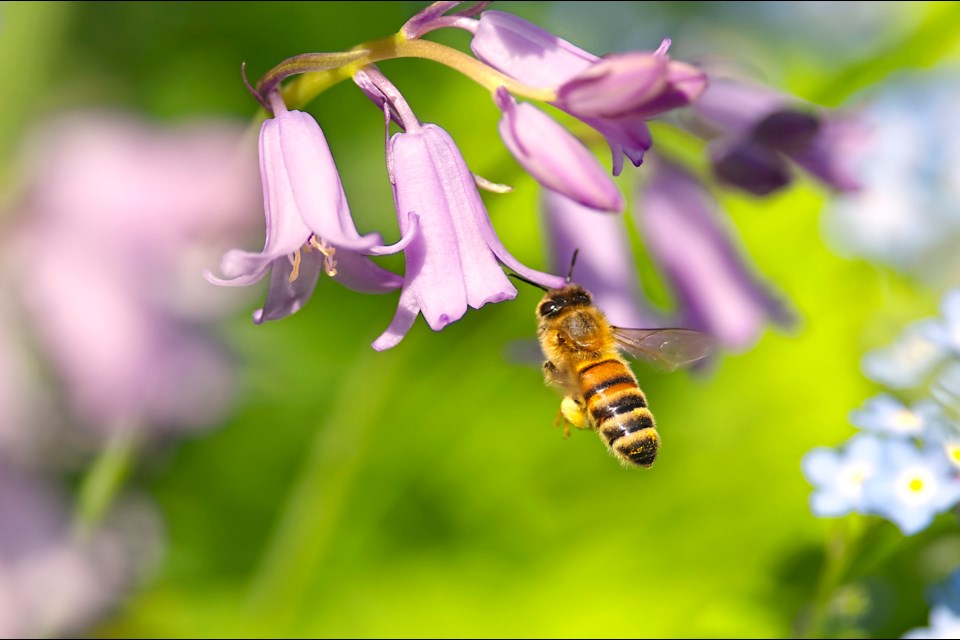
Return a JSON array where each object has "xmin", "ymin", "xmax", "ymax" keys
[{"xmin": 511, "ymin": 258, "xmax": 713, "ymax": 468}]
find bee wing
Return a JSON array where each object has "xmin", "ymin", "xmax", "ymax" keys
[
  {"xmin": 611, "ymin": 327, "xmax": 715, "ymax": 372},
  {"xmin": 502, "ymin": 338, "xmax": 545, "ymax": 369}
]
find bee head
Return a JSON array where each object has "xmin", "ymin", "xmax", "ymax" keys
[{"xmin": 538, "ymin": 285, "xmax": 593, "ymax": 319}]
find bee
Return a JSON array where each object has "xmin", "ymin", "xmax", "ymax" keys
[{"xmin": 511, "ymin": 256, "xmax": 713, "ymax": 468}]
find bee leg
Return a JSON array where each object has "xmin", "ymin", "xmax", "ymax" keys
[
  {"xmin": 558, "ymin": 396, "xmax": 588, "ymax": 439},
  {"xmin": 542, "ymin": 360, "xmax": 563, "ymax": 388}
]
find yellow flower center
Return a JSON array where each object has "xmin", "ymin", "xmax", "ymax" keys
[
  {"xmin": 890, "ymin": 409, "xmax": 922, "ymax": 433},
  {"xmin": 946, "ymin": 443, "xmax": 960, "ymax": 468},
  {"xmin": 895, "ymin": 466, "xmax": 936, "ymax": 506}
]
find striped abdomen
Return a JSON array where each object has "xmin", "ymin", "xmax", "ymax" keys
[{"xmin": 576, "ymin": 358, "xmax": 659, "ymax": 467}]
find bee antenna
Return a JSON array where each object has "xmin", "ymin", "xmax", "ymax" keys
[
  {"xmin": 508, "ymin": 272, "xmax": 548, "ymax": 292},
  {"xmin": 566, "ymin": 249, "xmax": 580, "ymax": 283}
]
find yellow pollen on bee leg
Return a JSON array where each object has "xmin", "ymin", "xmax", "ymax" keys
[{"xmin": 288, "ymin": 249, "xmax": 302, "ymax": 283}]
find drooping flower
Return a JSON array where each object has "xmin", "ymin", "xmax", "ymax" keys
[
  {"xmin": 863, "ymin": 440, "xmax": 960, "ymax": 535},
  {"xmin": 373, "ymin": 122, "xmax": 565, "ymax": 350},
  {"xmin": 802, "ymin": 434, "xmax": 884, "ymax": 517},
  {"xmin": 9, "ymin": 113, "xmax": 260, "ymax": 435},
  {"xmin": 494, "ymin": 87, "xmax": 623, "ymax": 212},
  {"xmin": 468, "ymin": 10, "xmax": 706, "ymax": 174},
  {"xmin": 207, "ymin": 94, "xmax": 410, "ymax": 322},
  {"xmin": 688, "ymin": 74, "xmax": 863, "ymax": 195},
  {"xmin": 635, "ymin": 156, "xmax": 791, "ymax": 350},
  {"xmin": 541, "ymin": 189, "xmax": 662, "ymax": 328}
]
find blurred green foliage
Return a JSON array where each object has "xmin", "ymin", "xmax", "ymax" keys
[{"xmin": 4, "ymin": 1, "xmax": 960, "ymax": 637}]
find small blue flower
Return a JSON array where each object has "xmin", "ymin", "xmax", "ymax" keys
[
  {"xmin": 924, "ymin": 289, "xmax": 960, "ymax": 355},
  {"xmin": 802, "ymin": 434, "xmax": 884, "ymax": 517},
  {"xmin": 850, "ymin": 395, "xmax": 946, "ymax": 439},
  {"xmin": 902, "ymin": 603, "xmax": 960, "ymax": 639},
  {"xmin": 932, "ymin": 362, "xmax": 960, "ymax": 419},
  {"xmin": 862, "ymin": 319, "xmax": 947, "ymax": 390},
  {"xmin": 864, "ymin": 440, "xmax": 960, "ymax": 535}
]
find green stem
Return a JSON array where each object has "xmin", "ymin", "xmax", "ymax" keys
[
  {"xmin": 802, "ymin": 515, "xmax": 875, "ymax": 638},
  {"xmin": 72, "ymin": 427, "xmax": 140, "ymax": 540},
  {"xmin": 243, "ymin": 347, "xmax": 402, "ymax": 633},
  {"xmin": 279, "ymin": 34, "xmax": 557, "ymax": 110}
]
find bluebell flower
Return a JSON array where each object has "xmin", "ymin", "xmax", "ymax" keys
[
  {"xmin": 862, "ymin": 319, "xmax": 947, "ymax": 390},
  {"xmin": 802, "ymin": 434, "xmax": 884, "ymax": 517},
  {"xmin": 863, "ymin": 440, "xmax": 960, "ymax": 535}
]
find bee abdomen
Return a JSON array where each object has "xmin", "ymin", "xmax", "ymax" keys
[{"xmin": 612, "ymin": 424, "xmax": 660, "ymax": 468}]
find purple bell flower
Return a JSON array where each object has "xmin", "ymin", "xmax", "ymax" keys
[
  {"xmin": 470, "ymin": 10, "xmax": 706, "ymax": 175},
  {"xmin": 206, "ymin": 94, "xmax": 411, "ymax": 323},
  {"xmin": 635, "ymin": 156, "xmax": 791, "ymax": 350},
  {"xmin": 494, "ymin": 87, "xmax": 623, "ymax": 212},
  {"xmin": 373, "ymin": 122, "xmax": 565, "ymax": 350},
  {"xmin": 690, "ymin": 75, "xmax": 863, "ymax": 195}
]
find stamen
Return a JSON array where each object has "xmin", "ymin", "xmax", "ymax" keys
[
  {"xmin": 288, "ymin": 249, "xmax": 302, "ymax": 283},
  {"xmin": 308, "ymin": 235, "xmax": 338, "ymax": 277}
]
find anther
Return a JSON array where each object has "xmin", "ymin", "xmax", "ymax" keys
[{"xmin": 288, "ymin": 249, "xmax": 302, "ymax": 283}]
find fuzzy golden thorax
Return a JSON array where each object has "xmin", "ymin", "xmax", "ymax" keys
[{"xmin": 535, "ymin": 285, "xmax": 616, "ymax": 365}]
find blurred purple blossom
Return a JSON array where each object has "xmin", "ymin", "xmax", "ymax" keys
[
  {"xmin": 635, "ymin": 156, "xmax": 791, "ymax": 350},
  {"xmin": 0, "ymin": 467, "xmax": 159, "ymax": 637},
  {"xmin": 689, "ymin": 75, "xmax": 863, "ymax": 195},
  {"xmin": 8, "ymin": 113, "xmax": 261, "ymax": 436},
  {"xmin": 541, "ymin": 189, "xmax": 661, "ymax": 328}
]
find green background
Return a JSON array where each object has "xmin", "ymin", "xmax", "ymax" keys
[{"xmin": 3, "ymin": 2, "xmax": 960, "ymax": 637}]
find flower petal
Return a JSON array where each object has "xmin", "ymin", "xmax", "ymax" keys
[
  {"xmin": 253, "ymin": 252, "xmax": 323, "ymax": 324},
  {"xmin": 372, "ymin": 287, "xmax": 420, "ymax": 351},
  {"xmin": 556, "ymin": 52, "xmax": 668, "ymax": 119},
  {"xmin": 496, "ymin": 88, "xmax": 623, "ymax": 212},
  {"xmin": 273, "ymin": 110, "xmax": 382, "ymax": 251},
  {"xmin": 636, "ymin": 156, "xmax": 792, "ymax": 349},
  {"xmin": 470, "ymin": 10, "xmax": 597, "ymax": 88}
]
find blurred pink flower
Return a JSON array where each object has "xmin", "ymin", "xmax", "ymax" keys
[
  {"xmin": 541, "ymin": 190, "xmax": 661, "ymax": 328},
  {"xmin": 636, "ymin": 157, "xmax": 792, "ymax": 350},
  {"xmin": 0, "ymin": 466, "xmax": 159, "ymax": 638},
  {"xmin": 8, "ymin": 113, "xmax": 261, "ymax": 436}
]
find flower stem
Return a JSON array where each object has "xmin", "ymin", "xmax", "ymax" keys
[
  {"xmin": 801, "ymin": 515, "xmax": 874, "ymax": 638},
  {"xmin": 243, "ymin": 347, "xmax": 403, "ymax": 632},
  {"xmin": 278, "ymin": 34, "xmax": 557, "ymax": 110},
  {"xmin": 72, "ymin": 427, "xmax": 139, "ymax": 540}
]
